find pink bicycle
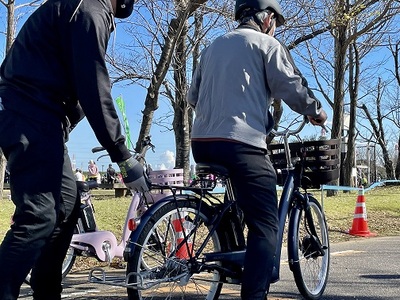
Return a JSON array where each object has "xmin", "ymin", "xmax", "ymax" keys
[{"xmin": 25, "ymin": 136, "xmax": 159, "ymax": 283}]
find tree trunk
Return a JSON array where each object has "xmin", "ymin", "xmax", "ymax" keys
[
  {"xmin": 360, "ymin": 102, "xmax": 395, "ymax": 179},
  {"xmin": 134, "ymin": 0, "xmax": 207, "ymax": 161},
  {"xmin": 343, "ymin": 43, "xmax": 359, "ymax": 188},
  {"xmin": 327, "ymin": 1, "xmax": 348, "ymax": 196},
  {"xmin": 173, "ymin": 18, "xmax": 190, "ymax": 183},
  {"xmin": 134, "ymin": 17, "xmax": 183, "ymax": 153},
  {"xmin": 396, "ymin": 134, "xmax": 400, "ymax": 179}
]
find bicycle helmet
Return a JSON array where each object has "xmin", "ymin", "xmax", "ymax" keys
[
  {"xmin": 235, "ymin": 0, "xmax": 285, "ymax": 27},
  {"xmin": 115, "ymin": 0, "xmax": 137, "ymax": 19}
]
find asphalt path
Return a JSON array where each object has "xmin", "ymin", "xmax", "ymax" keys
[{"xmin": 18, "ymin": 236, "xmax": 400, "ymax": 299}]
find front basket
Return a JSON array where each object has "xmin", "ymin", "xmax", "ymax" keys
[{"xmin": 268, "ymin": 139, "xmax": 340, "ymax": 188}]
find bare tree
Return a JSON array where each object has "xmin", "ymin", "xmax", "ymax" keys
[
  {"xmin": 282, "ymin": 0, "xmax": 399, "ymax": 190},
  {"xmin": 170, "ymin": 14, "xmax": 190, "ymax": 179},
  {"xmin": 359, "ymin": 78, "xmax": 395, "ymax": 179},
  {"xmin": 108, "ymin": 0, "xmax": 231, "ymax": 181},
  {"xmin": 342, "ymin": 42, "xmax": 359, "ymax": 187},
  {"xmin": 388, "ymin": 40, "xmax": 400, "ymax": 178},
  {"xmin": 60, "ymin": 0, "xmax": 398, "ymax": 185},
  {"xmin": 171, "ymin": 1, "xmax": 232, "ymax": 181}
]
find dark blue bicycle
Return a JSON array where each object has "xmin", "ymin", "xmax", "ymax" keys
[{"xmin": 119, "ymin": 118, "xmax": 339, "ymax": 300}]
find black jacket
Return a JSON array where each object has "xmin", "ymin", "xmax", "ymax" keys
[{"xmin": 0, "ymin": 0, "xmax": 130, "ymax": 162}]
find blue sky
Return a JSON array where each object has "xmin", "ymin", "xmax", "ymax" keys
[{"xmin": 66, "ymin": 87, "xmax": 178, "ymax": 173}]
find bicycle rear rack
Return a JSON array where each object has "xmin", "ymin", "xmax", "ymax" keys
[{"xmin": 89, "ymin": 268, "xmax": 129, "ymax": 288}]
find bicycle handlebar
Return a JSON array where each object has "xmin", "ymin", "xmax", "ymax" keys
[
  {"xmin": 270, "ymin": 116, "xmax": 309, "ymax": 138},
  {"xmin": 269, "ymin": 116, "xmax": 329, "ymax": 170},
  {"xmin": 271, "ymin": 116, "xmax": 328, "ymax": 139},
  {"xmin": 90, "ymin": 136, "xmax": 155, "ymax": 163},
  {"xmin": 92, "ymin": 146, "xmax": 105, "ymax": 153}
]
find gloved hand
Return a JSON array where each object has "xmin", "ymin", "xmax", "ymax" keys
[
  {"xmin": 117, "ymin": 157, "xmax": 150, "ymax": 192},
  {"xmin": 308, "ymin": 108, "xmax": 327, "ymax": 126}
]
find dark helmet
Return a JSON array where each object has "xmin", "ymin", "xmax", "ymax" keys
[
  {"xmin": 115, "ymin": 0, "xmax": 137, "ymax": 19},
  {"xmin": 235, "ymin": 0, "xmax": 285, "ymax": 27}
]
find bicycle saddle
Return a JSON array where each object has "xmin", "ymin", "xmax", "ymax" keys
[{"xmin": 195, "ymin": 163, "xmax": 229, "ymax": 177}]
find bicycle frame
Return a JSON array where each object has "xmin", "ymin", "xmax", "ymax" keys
[
  {"xmin": 271, "ymin": 169, "xmax": 304, "ymax": 282},
  {"xmin": 270, "ymin": 118, "xmax": 328, "ymax": 282},
  {"xmin": 71, "ymin": 190, "xmax": 145, "ymax": 262},
  {"xmin": 73, "ymin": 136, "xmax": 156, "ymax": 262}
]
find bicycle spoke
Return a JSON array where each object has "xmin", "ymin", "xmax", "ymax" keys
[
  {"xmin": 289, "ymin": 196, "xmax": 330, "ymax": 300},
  {"xmin": 127, "ymin": 199, "xmax": 224, "ymax": 300}
]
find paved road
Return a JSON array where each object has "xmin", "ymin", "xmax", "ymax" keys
[{"xmin": 18, "ymin": 236, "xmax": 400, "ymax": 299}]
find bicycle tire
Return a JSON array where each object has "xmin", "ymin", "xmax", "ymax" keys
[
  {"xmin": 126, "ymin": 198, "xmax": 226, "ymax": 300},
  {"xmin": 24, "ymin": 245, "xmax": 76, "ymax": 285},
  {"xmin": 288, "ymin": 195, "xmax": 330, "ymax": 300}
]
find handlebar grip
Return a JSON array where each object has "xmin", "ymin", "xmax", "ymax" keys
[{"xmin": 92, "ymin": 146, "xmax": 105, "ymax": 153}]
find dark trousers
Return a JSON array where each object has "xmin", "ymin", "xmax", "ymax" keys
[
  {"xmin": 192, "ymin": 140, "xmax": 279, "ymax": 300},
  {"xmin": 0, "ymin": 110, "xmax": 80, "ymax": 300}
]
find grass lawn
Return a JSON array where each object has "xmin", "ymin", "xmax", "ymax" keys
[{"xmin": 321, "ymin": 185, "xmax": 400, "ymax": 241}]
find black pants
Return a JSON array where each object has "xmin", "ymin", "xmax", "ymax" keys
[
  {"xmin": 192, "ymin": 140, "xmax": 279, "ymax": 300},
  {"xmin": 0, "ymin": 110, "xmax": 80, "ymax": 300}
]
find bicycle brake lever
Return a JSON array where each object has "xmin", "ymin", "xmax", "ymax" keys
[{"xmin": 320, "ymin": 124, "xmax": 329, "ymax": 133}]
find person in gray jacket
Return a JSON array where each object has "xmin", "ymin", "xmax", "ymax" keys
[
  {"xmin": 187, "ymin": 0, "xmax": 327, "ymax": 299},
  {"xmin": 0, "ymin": 0, "xmax": 148, "ymax": 299}
]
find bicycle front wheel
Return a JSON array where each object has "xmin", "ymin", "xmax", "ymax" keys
[
  {"xmin": 127, "ymin": 198, "xmax": 225, "ymax": 300},
  {"xmin": 288, "ymin": 195, "xmax": 330, "ymax": 300}
]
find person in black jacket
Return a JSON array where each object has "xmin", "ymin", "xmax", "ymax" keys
[
  {"xmin": 106, "ymin": 164, "xmax": 117, "ymax": 184},
  {"xmin": 0, "ymin": 0, "xmax": 146, "ymax": 299}
]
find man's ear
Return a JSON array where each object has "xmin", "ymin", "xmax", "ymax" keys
[
  {"xmin": 264, "ymin": 13, "xmax": 276, "ymax": 35},
  {"xmin": 262, "ymin": 13, "xmax": 274, "ymax": 32}
]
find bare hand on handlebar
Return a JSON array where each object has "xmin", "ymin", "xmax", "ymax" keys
[{"xmin": 307, "ymin": 108, "xmax": 327, "ymax": 126}]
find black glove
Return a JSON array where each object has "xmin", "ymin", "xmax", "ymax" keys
[{"xmin": 117, "ymin": 157, "xmax": 150, "ymax": 192}]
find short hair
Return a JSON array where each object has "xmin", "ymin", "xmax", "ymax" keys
[{"xmin": 238, "ymin": 9, "xmax": 273, "ymax": 26}]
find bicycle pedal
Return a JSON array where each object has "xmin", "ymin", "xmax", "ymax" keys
[
  {"xmin": 226, "ymin": 277, "xmax": 241, "ymax": 284},
  {"xmin": 224, "ymin": 266, "xmax": 242, "ymax": 284}
]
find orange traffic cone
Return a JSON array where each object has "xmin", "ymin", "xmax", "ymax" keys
[
  {"xmin": 171, "ymin": 212, "xmax": 193, "ymax": 259},
  {"xmin": 348, "ymin": 187, "xmax": 377, "ymax": 237}
]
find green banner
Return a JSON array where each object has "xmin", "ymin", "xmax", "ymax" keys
[{"xmin": 115, "ymin": 95, "xmax": 131, "ymax": 150}]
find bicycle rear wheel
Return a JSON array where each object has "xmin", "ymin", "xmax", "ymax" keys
[
  {"xmin": 24, "ymin": 245, "xmax": 76, "ymax": 285},
  {"xmin": 127, "ymin": 198, "xmax": 225, "ymax": 300},
  {"xmin": 288, "ymin": 195, "xmax": 329, "ymax": 300}
]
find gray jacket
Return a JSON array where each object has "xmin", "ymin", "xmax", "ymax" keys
[{"xmin": 187, "ymin": 26, "xmax": 322, "ymax": 150}]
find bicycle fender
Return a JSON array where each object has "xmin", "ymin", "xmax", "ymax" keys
[{"xmin": 123, "ymin": 194, "xmax": 194, "ymax": 261}]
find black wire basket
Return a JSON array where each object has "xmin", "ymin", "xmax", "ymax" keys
[{"xmin": 268, "ymin": 139, "xmax": 340, "ymax": 188}]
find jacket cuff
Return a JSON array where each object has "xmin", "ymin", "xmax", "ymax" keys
[{"xmin": 108, "ymin": 142, "xmax": 131, "ymax": 162}]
